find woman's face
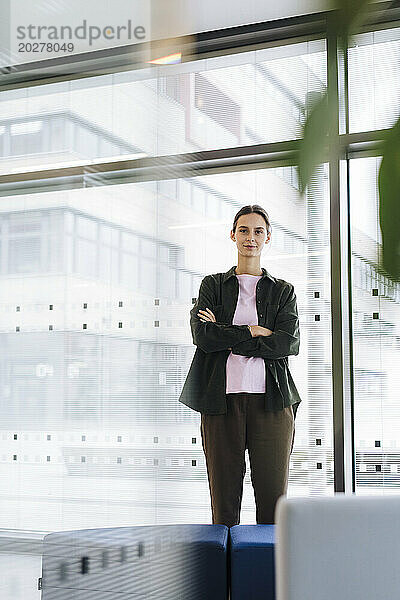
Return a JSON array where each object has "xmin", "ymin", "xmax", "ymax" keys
[{"xmin": 231, "ymin": 213, "xmax": 270, "ymax": 258}]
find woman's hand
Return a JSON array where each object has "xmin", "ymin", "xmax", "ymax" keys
[
  {"xmin": 249, "ymin": 325, "xmax": 273, "ymax": 337},
  {"xmin": 197, "ymin": 308, "xmax": 234, "ymax": 349},
  {"xmin": 197, "ymin": 308, "xmax": 216, "ymax": 322},
  {"xmin": 197, "ymin": 312, "xmax": 273, "ymax": 336},
  {"xmin": 196, "ymin": 311, "xmax": 272, "ymax": 349}
]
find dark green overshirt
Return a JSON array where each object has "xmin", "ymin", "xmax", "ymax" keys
[{"xmin": 178, "ymin": 265, "xmax": 302, "ymax": 419}]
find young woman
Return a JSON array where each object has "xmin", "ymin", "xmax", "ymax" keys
[{"xmin": 178, "ymin": 205, "xmax": 302, "ymax": 527}]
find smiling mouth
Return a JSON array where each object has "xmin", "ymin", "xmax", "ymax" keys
[{"xmin": 245, "ymin": 245, "xmax": 256, "ymax": 248}]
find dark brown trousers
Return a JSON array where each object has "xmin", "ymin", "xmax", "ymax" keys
[{"xmin": 200, "ymin": 393, "xmax": 295, "ymax": 527}]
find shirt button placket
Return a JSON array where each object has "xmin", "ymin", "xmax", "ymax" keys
[{"xmin": 256, "ymin": 281, "xmax": 262, "ymax": 320}]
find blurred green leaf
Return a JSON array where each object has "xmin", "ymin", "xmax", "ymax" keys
[
  {"xmin": 332, "ymin": 0, "xmax": 371, "ymax": 46},
  {"xmin": 297, "ymin": 0, "xmax": 372, "ymax": 193},
  {"xmin": 378, "ymin": 119, "xmax": 400, "ymax": 281},
  {"xmin": 297, "ymin": 0, "xmax": 399, "ymax": 280},
  {"xmin": 298, "ymin": 92, "xmax": 330, "ymax": 194}
]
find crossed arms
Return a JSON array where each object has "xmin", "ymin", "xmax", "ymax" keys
[{"xmin": 190, "ymin": 276, "xmax": 300, "ymax": 360}]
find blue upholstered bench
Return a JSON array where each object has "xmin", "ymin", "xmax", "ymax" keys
[
  {"xmin": 229, "ymin": 525, "xmax": 276, "ymax": 600},
  {"xmin": 41, "ymin": 524, "xmax": 229, "ymax": 599}
]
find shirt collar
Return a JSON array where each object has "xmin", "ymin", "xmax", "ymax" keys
[{"xmin": 222, "ymin": 265, "xmax": 275, "ymax": 283}]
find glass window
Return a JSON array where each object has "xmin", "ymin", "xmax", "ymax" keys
[
  {"xmin": 76, "ymin": 215, "xmax": 98, "ymax": 240},
  {"xmin": 121, "ymin": 232, "xmax": 138, "ymax": 252},
  {"xmin": 8, "ymin": 237, "xmax": 41, "ymax": 273},
  {"xmin": 0, "ymin": 162, "xmax": 331, "ymax": 532},
  {"xmin": 120, "ymin": 252, "xmax": 138, "ymax": 288},
  {"xmin": 349, "ymin": 27, "xmax": 400, "ymax": 133},
  {"xmin": 76, "ymin": 238, "xmax": 97, "ymax": 277},
  {"xmin": 0, "ymin": 40, "xmax": 325, "ymax": 173},
  {"xmin": 350, "ymin": 157, "xmax": 400, "ymax": 492}
]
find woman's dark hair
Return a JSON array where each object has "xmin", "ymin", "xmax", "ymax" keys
[{"xmin": 232, "ymin": 205, "xmax": 271, "ymax": 235}]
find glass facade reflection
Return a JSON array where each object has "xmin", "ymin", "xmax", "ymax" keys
[{"xmin": 0, "ymin": 162, "xmax": 333, "ymax": 531}]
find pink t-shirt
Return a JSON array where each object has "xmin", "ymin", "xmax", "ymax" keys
[{"xmin": 226, "ymin": 274, "xmax": 266, "ymax": 394}]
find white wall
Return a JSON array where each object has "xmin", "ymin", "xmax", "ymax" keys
[{"xmin": 151, "ymin": 0, "xmax": 331, "ymax": 40}]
